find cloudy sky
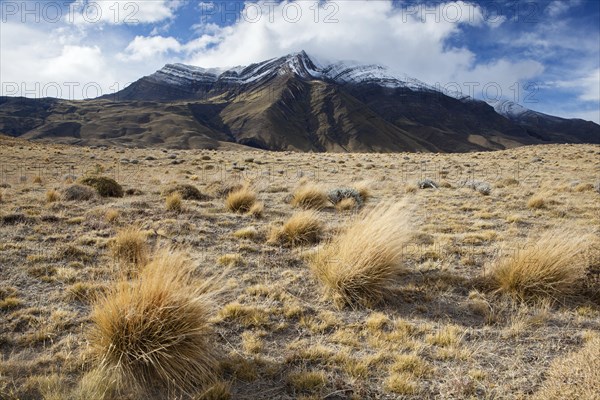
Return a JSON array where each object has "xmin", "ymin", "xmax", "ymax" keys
[{"xmin": 1, "ymin": 0, "xmax": 598, "ymax": 123}]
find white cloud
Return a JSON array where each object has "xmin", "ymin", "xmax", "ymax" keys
[
  {"xmin": 180, "ymin": 1, "xmax": 538, "ymax": 100},
  {"xmin": 0, "ymin": 0, "xmax": 595, "ymax": 123},
  {"xmin": 68, "ymin": 0, "xmax": 181, "ymax": 26},
  {"xmin": 555, "ymin": 68, "xmax": 600, "ymax": 102},
  {"xmin": 546, "ymin": 0, "xmax": 582, "ymax": 17},
  {"xmin": 119, "ymin": 35, "xmax": 182, "ymax": 61}
]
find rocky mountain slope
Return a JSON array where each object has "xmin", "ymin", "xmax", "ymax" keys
[{"xmin": 1, "ymin": 51, "xmax": 598, "ymax": 152}]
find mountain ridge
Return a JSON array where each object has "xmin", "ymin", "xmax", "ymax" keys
[{"xmin": 1, "ymin": 51, "xmax": 598, "ymax": 152}]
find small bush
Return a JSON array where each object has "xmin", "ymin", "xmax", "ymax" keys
[
  {"xmin": 462, "ymin": 180, "xmax": 491, "ymax": 195},
  {"xmin": 45, "ymin": 189, "xmax": 59, "ymax": 203},
  {"xmin": 165, "ymin": 192, "xmax": 183, "ymax": 212},
  {"xmin": 268, "ymin": 211, "xmax": 324, "ymax": 246},
  {"xmin": 63, "ymin": 184, "xmax": 96, "ymax": 201},
  {"xmin": 310, "ymin": 202, "xmax": 413, "ymax": 306},
  {"xmin": 225, "ymin": 186, "xmax": 257, "ymax": 213},
  {"xmin": 80, "ymin": 176, "xmax": 124, "ymax": 198},
  {"xmin": 417, "ymin": 179, "xmax": 438, "ymax": 189},
  {"xmin": 110, "ymin": 227, "xmax": 148, "ymax": 269},
  {"xmin": 163, "ymin": 184, "xmax": 208, "ymax": 200},
  {"xmin": 488, "ymin": 230, "xmax": 592, "ymax": 301},
  {"xmin": 89, "ymin": 249, "xmax": 218, "ymax": 394},
  {"xmin": 290, "ymin": 184, "xmax": 329, "ymax": 210},
  {"xmin": 327, "ymin": 188, "xmax": 364, "ymax": 208}
]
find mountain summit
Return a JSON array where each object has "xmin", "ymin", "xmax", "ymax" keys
[{"xmin": 1, "ymin": 51, "xmax": 598, "ymax": 151}]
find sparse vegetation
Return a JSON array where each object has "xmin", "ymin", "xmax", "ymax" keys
[
  {"xmin": 310, "ymin": 202, "xmax": 413, "ymax": 306},
  {"xmin": 2, "ymin": 138, "xmax": 599, "ymax": 399},
  {"xmin": 533, "ymin": 334, "xmax": 599, "ymax": 399}
]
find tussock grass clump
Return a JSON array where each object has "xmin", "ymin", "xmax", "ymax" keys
[
  {"xmin": 80, "ymin": 176, "xmax": 123, "ymax": 198},
  {"xmin": 109, "ymin": 227, "xmax": 148, "ymax": 269},
  {"xmin": 290, "ymin": 184, "xmax": 329, "ymax": 210},
  {"xmin": 309, "ymin": 202, "xmax": 413, "ymax": 306},
  {"xmin": 268, "ymin": 211, "xmax": 324, "ymax": 246},
  {"xmin": 163, "ymin": 184, "xmax": 208, "ymax": 200},
  {"xmin": 225, "ymin": 186, "xmax": 257, "ymax": 213},
  {"xmin": 527, "ymin": 194, "xmax": 546, "ymax": 209},
  {"xmin": 89, "ymin": 249, "xmax": 218, "ymax": 395},
  {"xmin": 248, "ymin": 201, "xmax": 264, "ymax": 218},
  {"xmin": 488, "ymin": 230, "xmax": 592, "ymax": 301},
  {"xmin": 62, "ymin": 184, "xmax": 96, "ymax": 201},
  {"xmin": 165, "ymin": 192, "xmax": 183, "ymax": 212},
  {"xmin": 45, "ymin": 189, "xmax": 59, "ymax": 203},
  {"xmin": 205, "ymin": 180, "xmax": 243, "ymax": 197},
  {"xmin": 104, "ymin": 208, "xmax": 119, "ymax": 223},
  {"xmin": 335, "ymin": 197, "xmax": 357, "ymax": 212},
  {"xmin": 533, "ymin": 334, "xmax": 599, "ymax": 399}
]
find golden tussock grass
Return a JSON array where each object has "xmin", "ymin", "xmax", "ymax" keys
[
  {"xmin": 88, "ymin": 249, "xmax": 218, "ymax": 396},
  {"xmin": 290, "ymin": 184, "xmax": 329, "ymax": 210},
  {"xmin": 488, "ymin": 229, "xmax": 594, "ymax": 301},
  {"xmin": 104, "ymin": 208, "xmax": 119, "ymax": 223},
  {"xmin": 335, "ymin": 197, "xmax": 357, "ymax": 212},
  {"xmin": 109, "ymin": 226, "xmax": 149, "ymax": 270},
  {"xmin": 532, "ymin": 334, "xmax": 600, "ymax": 399},
  {"xmin": 165, "ymin": 192, "xmax": 183, "ymax": 211},
  {"xmin": 45, "ymin": 189, "xmax": 59, "ymax": 203},
  {"xmin": 225, "ymin": 186, "xmax": 257, "ymax": 213},
  {"xmin": 527, "ymin": 194, "xmax": 546, "ymax": 209},
  {"xmin": 309, "ymin": 202, "xmax": 413, "ymax": 306},
  {"xmin": 248, "ymin": 201, "xmax": 264, "ymax": 218},
  {"xmin": 268, "ymin": 210, "xmax": 324, "ymax": 246}
]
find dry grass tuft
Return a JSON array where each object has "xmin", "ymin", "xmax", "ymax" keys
[
  {"xmin": 89, "ymin": 249, "xmax": 218, "ymax": 395},
  {"xmin": 290, "ymin": 184, "xmax": 329, "ymax": 210},
  {"xmin": 268, "ymin": 211, "xmax": 324, "ymax": 246},
  {"xmin": 247, "ymin": 201, "xmax": 264, "ymax": 218},
  {"xmin": 309, "ymin": 202, "xmax": 413, "ymax": 306},
  {"xmin": 335, "ymin": 197, "xmax": 357, "ymax": 212},
  {"xmin": 109, "ymin": 227, "xmax": 149, "ymax": 269},
  {"xmin": 165, "ymin": 192, "xmax": 183, "ymax": 212},
  {"xmin": 225, "ymin": 186, "xmax": 257, "ymax": 213},
  {"xmin": 104, "ymin": 208, "xmax": 119, "ymax": 223},
  {"xmin": 488, "ymin": 229, "xmax": 593, "ymax": 301},
  {"xmin": 532, "ymin": 334, "xmax": 599, "ymax": 399},
  {"xmin": 527, "ymin": 194, "xmax": 546, "ymax": 209},
  {"xmin": 45, "ymin": 189, "xmax": 59, "ymax": 203}
]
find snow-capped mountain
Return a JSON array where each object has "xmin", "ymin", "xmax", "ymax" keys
[
  {"xmin": 146, "ymin": 51, "xmax": 450, "ymax": 94},
  {"xmin": 1, "ymin": 51, "xmax": 598, "ymax": 152}
]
